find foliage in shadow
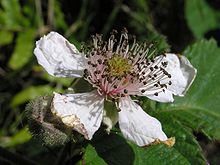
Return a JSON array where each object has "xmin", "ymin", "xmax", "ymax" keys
[{"xmin": 91, "ymin": 128, "xmax": 135, "ymax": 165}]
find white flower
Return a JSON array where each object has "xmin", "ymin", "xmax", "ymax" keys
[{"xmin": 34, "ymin": 30, "xmax": 197, "ymax": 147}]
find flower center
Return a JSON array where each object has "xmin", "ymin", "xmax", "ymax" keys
[
  {"xmin": 107, "ymin": 55, "xmax": 131, "ymax": 78},
  {"xmin": 82, "ymin": 29, "xmax": 172, "ymax": 99}
]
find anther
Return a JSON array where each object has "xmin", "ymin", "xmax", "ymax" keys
[
  {"xmin": 154, "ymin": 92, "xmax": 158, "ymax": 96},
  {"xmin": 103, "ymin": 59, "xmax": 108, "ymax": 65},
  {"xmin": 124, "ymin": 89, "xmax": 128, "ymax": 93},
  {"xmin": 97, "ymin": 59, "xmax": 102, "ymax": 64},
  {"xmin": 141, "ymin": 89, "xmax": 145, "ymax": 93},
  {"xmin": 154, "ymin": 65, "xmax": 159, "ymax": 69},
  {"xmin": 107, "ymin": 77, "xmax": 112, "ymax": 83},
  {"xmin": 84, "ymin": 69, "xmax": 89, "ymax": 74},
  {"xmin": 94, "ymin": 70, "xmax": 101, "ymax": 74},
  {"xmin": 162, "ymin": 61, "xmax": 168, "ymax": 67}
]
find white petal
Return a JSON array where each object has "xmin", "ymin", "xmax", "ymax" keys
[
  {"xmin": 178, "ymin": 55, "xmax": 197, "ymax": 94},
  {"xmin": 118, "ymin": 97, "xmax": 167, "ymax": 146},
  {"xmin": 164, "ymin": 53, "xmax": 197, "ymax": 96},
  {"xmin": 34, "ymin": 31, "xmax": 86, "ymax": 77},
  {"xmin": 52, "ymin": 91, "xmax": 104, "ymax": 139},
  {"xmin": 144, "ymin": 89, "xmax": 174, "ymax": 103}
]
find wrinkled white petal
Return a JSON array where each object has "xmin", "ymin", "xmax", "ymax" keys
[
  {"xmin": 163, "ymin": 53, "xmax": 197, "ymax": 96},
  {"xmin": 144, "ymin": 89, "xmax": 174, "ymax": 103},
  {"xmin": 52, "ymin": 91, "xmax": 104, "ymax": 140},
  {"xmin": 178, "ymin": 55, "xmax": 197, "ymax": 94},
  {"xmin": 118, "ymin": 97, "xmax": 168, "ymax": 146},
  {"xmin": 34, "ymin": 31, "xmax": 86, "ymax": 77}
]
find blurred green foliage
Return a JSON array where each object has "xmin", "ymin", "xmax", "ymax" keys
[{"xmin": 1, "ymin": 0, "xmax": 220, "ymax": 164}]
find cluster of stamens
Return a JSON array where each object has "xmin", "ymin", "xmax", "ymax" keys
[{"xmin": 82, "ymin": 29, "xmax": 172, "ymax": 99}]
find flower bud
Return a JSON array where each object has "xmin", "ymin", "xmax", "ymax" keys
[{"xmin": 25, "ymin": 96, "xmax": 70, "ymax": 147}]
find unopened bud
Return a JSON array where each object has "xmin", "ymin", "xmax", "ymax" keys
[{"xmin": 25, "ymin": 96, "xmax": 70, "ymax": 147}]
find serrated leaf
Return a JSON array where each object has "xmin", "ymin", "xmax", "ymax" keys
[
  {"xmin": 158, "ymin": 39, "xmax": 220, "ymax": 143},
  {"xmin": 131, "ymin": 143, "xmax": 190, "ymax": 165},
  {"xmin": 11, "ymin": 85, "xmax": 53, "ymax": 108},
  {"xmin": 185, "ymin": 0, "xmax": 218, "ymax": 39},
  {"xmin": 84, "ymin": 130, "xmax": 191, "ymax": 165},
  {"xmin": 152, "ymin": 111, "xmax": 206, "ymax": 165},
  {"xmin": 8, "ymin": 29, "xmax": 35, "ymax": 69}
]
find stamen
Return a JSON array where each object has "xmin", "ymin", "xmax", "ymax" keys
[{"xmin": 82, "ymin": 29, "xmax": 172, "ymax": 99}]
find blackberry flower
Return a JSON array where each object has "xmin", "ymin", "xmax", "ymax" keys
[{"xmin": 34, "ymin": 30, "xmax": 196, "ymax": 146}]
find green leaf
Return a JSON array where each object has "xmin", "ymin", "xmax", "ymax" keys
[
  {"xmin": 0, "ymin": 31, "xmax": 13, "ymax": 46},
  {"xmin": 83, "ymin": 145, "xmax": 107, "ymax": 165},
  {"xmin": 0, "ymin": 0, "xmax": 27, "ymax": 28},
  {"xmin": 91, "ymin": 131, "xmax": 135, "ymax": 165},
  {"xmin": 152, "ymin": 111, "xmax": 206, "ymax": 165},
  {"xmin": 0, "ymin": 128, "xmax": 31, "ymax": 148},
  {"xmin": 131, "ymin": 144, "xmax": 190, "ymax": 165},
  {"xmin": 54, "ymin": 0, "xmax": 68, "ymax": 30},
  {"xmin": 8, "ymin": 29, "xmax": 36, "ymax": 69},
  {"xmin": 185, "ymin": 0, "xmax": 218, "ymax": 39},
  {"xmin": 42, "ymin": 73, "xmax": 73, "ymax": 87},
  {"xmin": 84, "ymin": 130, "xmax": 191, "ymax": 165},
  {"xmin": 11, "ymin": 85, "xmax": 53, "ymax": 108},
  {"xmin": 158, "ymin": 39, "xmax": 220, "ymax": 141}
]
